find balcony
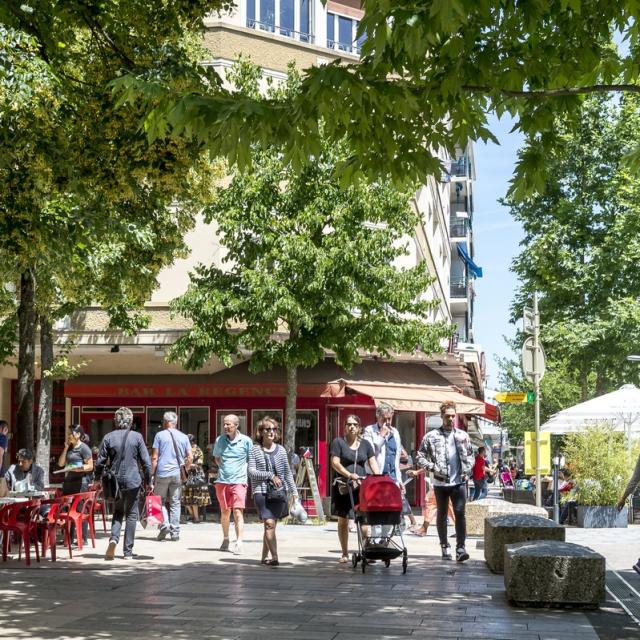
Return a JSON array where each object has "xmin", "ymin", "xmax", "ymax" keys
[
  {"xmin": 448, "ymin": 156, "xmax": 471, "ymax": 180},
  {"xmin": 246, "ymin": 18, "xmax": 315, "ymax": 43},
  {"xmin": 450, "ymin": 278, "xmax": 469, "ymax": 299},
  {"xmin": 449, "ymin": 215, "xmax": 470, "ymax": 239}
]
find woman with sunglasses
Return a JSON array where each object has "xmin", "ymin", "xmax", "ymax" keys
[
  {"xmin": 248, "ymin": 416, "xmax": 298, "ymax": 566},
  {"xmin": 330, "ymin": 414, "xmax": 379, "ymax": 563}
]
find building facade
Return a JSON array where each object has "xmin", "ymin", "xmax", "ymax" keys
[{"xmin": 0, "ymin": 0, "xmax": 486, "ymax": 502}]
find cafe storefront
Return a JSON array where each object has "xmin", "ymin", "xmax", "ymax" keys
[{"xmin": 57, "ymin": 359, "xmax": 484, "ymax": 502}]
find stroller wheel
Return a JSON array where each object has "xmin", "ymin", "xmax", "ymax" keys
[
  {"xmin": 384, "ymin": 559, "xmax": 391, "ymax": 568},
  {"xmin": 352, "ymin": 553, "xmax": 358, "ymax": 568}
]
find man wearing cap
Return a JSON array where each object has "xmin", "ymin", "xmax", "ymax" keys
[
  {"xmin": 96, "ymin": 407, "xmax": 152, "ymax": 560},
  {"xmin": 4, "ymin": 448, "xmax": 45, "ymax": 491}
]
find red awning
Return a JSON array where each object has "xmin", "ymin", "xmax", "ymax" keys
[
  {"xmin": 322, "ymin": 379, "xmax": 485, "ymax": 414},
  {"xmin": 483, "ymin": 402, "xmax": 501, "ymax": 423}
]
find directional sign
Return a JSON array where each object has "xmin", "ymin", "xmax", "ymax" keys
[
  {"xmin": 522, "ymin": 336, "xmax": 546, "ymax": 382},
  {"xmin": 495, "ymin": 391, "xmax": 528, "ymax": 403}
]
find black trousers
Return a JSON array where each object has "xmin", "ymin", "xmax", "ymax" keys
[{"xmin": 434, "ymin": 483, "xmax": 467, "ymax": 549}]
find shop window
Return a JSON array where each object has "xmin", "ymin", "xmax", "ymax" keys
[
  {"xmin": 396, "ymin": 411, "xmax": 416, "ymax": 504},
  {"xmin": 147, "ymin": 406, "xmax": 177, "ymax": 446},
  {"xmin": 179, "ymin": 407, "xmax": 210, "ymax": 454},
  {"xmin": 294, "ymin": 410, "xmax": 318, "ymax": 462}
]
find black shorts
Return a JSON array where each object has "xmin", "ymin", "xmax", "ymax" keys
[
  {"xmin": 254, "ymin": 492, "xmax": 287, "ymax": 521},
  {"xmin": 331, "ymin": 484, "xmax": 359, "ymax": 519}
]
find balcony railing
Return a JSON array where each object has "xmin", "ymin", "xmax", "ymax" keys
[
  {"xmin": 326, "ymin": 39, "xmax": 361, "ymax": 55},
  {"xmin": 450, "ymin": 279, "xmax": 468, "ymax": 298},
  {"xmin": 448, "ymin": 157, "xmax": 471, "ymax": 179},
  {"xmin": 449, "ymin": 216, "xmax": 470, "ymax": 238},
  {"xmin": 246, "ymin": 19, "xmax": 315, "ymax": 43}
]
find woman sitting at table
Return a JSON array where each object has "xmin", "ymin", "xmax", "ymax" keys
[
  {"xmin": 58, "ymin": 425, "xmax": 94, "ymax": 544},
  {"xmin": 4, "ymin": 448, "xmax": 44, "ymax": 492}
]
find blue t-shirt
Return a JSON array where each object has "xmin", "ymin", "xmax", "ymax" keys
[
  {"xmin": 152, "ymin": 429, "xmax": 191, "ymax": 478},
  {"xmin": 0, "ymin": 433, "xmax": 7, "ymax": 473},
  {"xmin": 213, "ymin": 433, "xmax": 252, "ymax": 484}
]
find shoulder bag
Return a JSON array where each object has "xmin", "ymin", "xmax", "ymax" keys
[
  {"xmin": 102, "ymin": 429, "xmax": 131, "ymax": 501},
  {"xmin": 168, "ymin": 430, "xmax": 189, "ymax": 482},
  {"xmin": 333, "ymin": 438, "xmax": 360, "ymax": 495},
  {"xmin": 264, "ymin": 447, "xmax": 289, "ymax": 519}
]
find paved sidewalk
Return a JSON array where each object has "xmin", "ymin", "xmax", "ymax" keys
[{"xmin": 0, "ymin": 520, "xmax": 639, "ymax": 640}]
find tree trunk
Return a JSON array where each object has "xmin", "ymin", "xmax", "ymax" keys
[
  {"xmin": 16, "ymin": 270, "xmax": 36, "ymax": 451},
  {"xmin": 580, "ymin": 368, "xmax": 589, "ymax": 402},
  {"xmin": 283, "ymin": 363, "xmax": 298, "ymax": 455},
  {"xmin": 595, "ymin": 371, "xmax": 605, "ymax": 397},
  {"xmin": 36, "ymin": 317, "xmax": 53, "ymax": 485}
]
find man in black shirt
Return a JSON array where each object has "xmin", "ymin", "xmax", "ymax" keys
[{"xmin": 96, "ymin": 407, "xmax": 152, "ymax": 560}]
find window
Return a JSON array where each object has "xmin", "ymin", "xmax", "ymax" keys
[
  {"xmin": 247, "ymin": 0, "xmax": 313, "ymax": 42},
  {"xmin": 147, "ymin": 407, "xmax": 177, "ymax": 446},
  {"xmin": 215, "ymin": 410, "xmax": 248, "ymax": 438},
  {"xmin": 179, "ymin": 407, "xmax": 210, "ymax": 453},
  {"xmin": 280, "ymin": 0, "xmax": 294, "ymax": 36},
  {"xmin": 327, "ymin": 12, "xmax": 361, "ymax": 54},
  {"xmin": 260, "ymin": 0, "xmax": 275, "ymax": 32},
  {"xmin": 252, "ymin": 409, "xmax": 284, "ymax": 440}
]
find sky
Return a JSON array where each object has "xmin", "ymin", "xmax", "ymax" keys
[{"xmin": 472, "ymin": 115, "xmax": 525, "ymax": 389}]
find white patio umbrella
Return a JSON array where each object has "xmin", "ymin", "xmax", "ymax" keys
[{"xmin": 541, "ymin": 384, "xmax": 640, "ymax": 435}]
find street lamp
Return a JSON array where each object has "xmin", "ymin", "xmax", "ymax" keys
[
  {"xmin": 627, "ymin": 355, "xmax": 640, "ymax": 362},
  {"xmin": 552, "ymin": 454, "xmax": 566, "ymax": 524}
]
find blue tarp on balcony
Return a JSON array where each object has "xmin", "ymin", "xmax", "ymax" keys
[{"xmin": 457, "ymin": 242, "xmax": 483, "ymax": 278}]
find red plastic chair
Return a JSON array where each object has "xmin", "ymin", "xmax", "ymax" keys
[
  {"xmin": 36, "ymin": 499, "xmax": 62, "ymax": 561},
  {"xmin": 90, "ymin": 482, "xmax": 108, "ymax": 533},
  {"xmin": 0, "ymin": 501, "xmax": 42, "ymax": 566},
  {"xmin": 58, "ymin": 492, "xmax": 96, "ymax": 557}
]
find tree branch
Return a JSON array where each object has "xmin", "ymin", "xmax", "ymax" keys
[{"xmin": 463, "ymin": 83, "xmax": 640, "ymax": 97}]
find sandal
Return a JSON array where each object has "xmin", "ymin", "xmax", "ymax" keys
[
  {"xmin": 339, "ymin": 555, "xmax": 349, "ymax": 563},
  {"xmin": 265, "ymin": 559, "xmax": 279, "ymax": 566}
]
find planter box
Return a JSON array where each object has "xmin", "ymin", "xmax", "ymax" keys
[
  {"xmin": 503, "ymin": 489, "xmax": 553, "ymax": 506},
  {"xmin": 576, "ymin": 505, "xmax": 627, "ymax": 528}
]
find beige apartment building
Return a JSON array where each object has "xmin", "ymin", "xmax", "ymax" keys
[{"xmin": 0, "ymin": 0, "xmax": 486, "ymax": 501}]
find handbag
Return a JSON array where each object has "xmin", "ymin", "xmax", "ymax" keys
[
  {"xmin": 145, "ymin": 493, "xmax": 164, "ymax": 526},
  {"xmin": 333, "ymin": 437, "xmax": 361, "ymax": 495},
  {"xmin": 168, "ymin": 430, "xmax": 189, "ymax": 482},
  {"xmin": 102, "ymin": 428, "xmax": 131, "ymax": 500}
]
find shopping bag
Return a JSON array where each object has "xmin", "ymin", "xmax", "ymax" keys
[
  {"xmin": 137, "ymin": 491, "xmax": 148, "ymax": 529},
  {"xmin": 145, "ymin": 494, "xmax": 164, "ymax": 526}
]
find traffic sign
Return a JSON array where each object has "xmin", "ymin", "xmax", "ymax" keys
[
  {"xmin": 495, "ymin": 391, "xmax": 527, "ymax": 403},
  {"xmin": 524, "ymin": 431, "xmax": 551, "ymax": 475},
  {"xmin": 522, "ymin": 307, "xmax": 535, "ymax": 335},
  {"xmin": 522, "ymin": 336, "xmax": 546, "ymax": 382}
]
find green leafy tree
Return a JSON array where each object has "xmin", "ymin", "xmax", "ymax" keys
[
  {"xmin": 496, "ymin": 350, "xmax": 594, "ymax": 446},
  {"xmin": 505, "ymin": 95, "xmax": 640, "ymax": 400},
  {"xmin": 169, "ymin": 60, "xmax": 453, "ymax": 453},
  {"xmin": 0, "ymin": 10, "xmax": 221, "ymax": 472},
  {"xmin": 109, "ymin": 1, "xmax": 640, "ymax": 197}
]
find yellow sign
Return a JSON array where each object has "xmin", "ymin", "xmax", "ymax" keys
[
  {"xmin": 495, "ymin": 391, "xmax": 527, "ymax": 403},
  {"xmin": 524, "ymin": 431, "xmax": 551, "ymax": 475}
]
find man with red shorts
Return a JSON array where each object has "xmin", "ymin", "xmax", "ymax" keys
[{"xmin": 213, "ymin": 414, "xmax": 252, "ymax": 554}]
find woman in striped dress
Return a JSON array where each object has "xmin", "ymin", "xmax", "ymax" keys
[{"xmin": 248, "ymin": 416, "xmax": 298, "ymax": 566}]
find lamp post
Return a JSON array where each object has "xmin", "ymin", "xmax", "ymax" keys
[
  {"xmin": 626, "ymin": 355, "xmax": 640, "ymax": 362},
  {"xmin": 552, "ymin": 453, "xmax": 566, "ymax": 524}
]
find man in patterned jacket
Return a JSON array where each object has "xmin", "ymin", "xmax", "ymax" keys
[{"xmin": 416, "ymin": 400, "xmax": 473, "ymax": 562}]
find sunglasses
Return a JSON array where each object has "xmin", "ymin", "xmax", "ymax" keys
[{"xmin": 263, "ymin": 427, "xmax": 278, "ymax": 433}]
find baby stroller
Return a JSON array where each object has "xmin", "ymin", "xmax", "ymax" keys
[{"xmin": 350, "ymin": 475, "xmax": 408, "ymax": 574}]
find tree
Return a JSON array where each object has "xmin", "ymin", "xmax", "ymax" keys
[
  {"xmin": 109, "ymin": 1, "xmax": 640, "ymax": 197},
  {"xmin": 505, "ymin": 95, "xmax": 640, "ymax": 399},
  {"xmin": 0, "ymin": 11, "xmax": 220, "ymax": 470},
  {"xmin": 169, "ymin": 60, "xmax": 453, "ymax": 453},
  {"xmin": 496, "ymin": 350, "xmax": 594, "ymax": 446}
]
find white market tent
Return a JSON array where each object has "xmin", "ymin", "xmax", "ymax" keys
[{"xmin": 541, "ymin": 384, "xmax": 640, "ymax": 435}]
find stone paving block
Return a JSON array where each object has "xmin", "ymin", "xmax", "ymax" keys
[
  {"xmin": 504, "ymin": 541, "xmax": 605, "ymax": 609},
  {"xmin": 485, "ymin": 514, "xmax": 565, "ymax": 573},
  {"xmin": 466, "ymin": 498, "xmax": 549, "ymax": 536}
]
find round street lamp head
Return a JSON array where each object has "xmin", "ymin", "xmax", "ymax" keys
[{"xmin": 627, "ymin": 355, "xmax": 640, "ymax": 362}]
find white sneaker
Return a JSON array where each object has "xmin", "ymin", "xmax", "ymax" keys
[{"xmin": 232, "ymin": 541, "xmax": 243, "ymax": 555}]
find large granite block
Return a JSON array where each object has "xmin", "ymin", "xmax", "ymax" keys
[
  {"xmin": 466, "ymin": 498, "xmax": 549, "ymax": 536},
  {"xmin": 485, "ymin": 514, "xmax": 565, "ymax": 573},
  {"xmin": 504, "ymin": 541, "xmax": 605, "ymax": 608}
]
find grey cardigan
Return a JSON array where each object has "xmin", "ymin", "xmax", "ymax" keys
[{"xmin": 248, "ymin": 444, "xmax": 298, "ymax": 499}]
